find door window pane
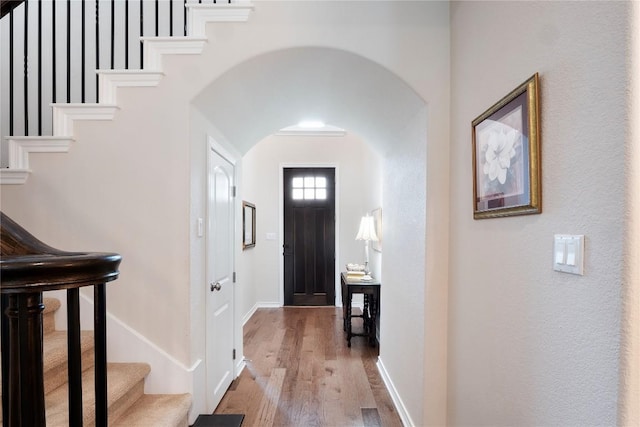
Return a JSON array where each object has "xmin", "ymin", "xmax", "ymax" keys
[
  {"xmin": 292, "ymin": 189, "xmax": 304, "ymax": 200},
  {"xmin": 291, "ymin": 175, "xmax": 330, "ymax": 200},
  {"xmin": 304, "ymin": 189, "xmax": 315, "ymax": 200}
]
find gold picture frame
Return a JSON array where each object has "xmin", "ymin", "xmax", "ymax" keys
[
  {"xmin": 472, "ymin": 73, "xmax": 541, "ymax": 219},
  {"xmin": 242, "ymin": 201, "xmax": 256, "ymax": 250}
]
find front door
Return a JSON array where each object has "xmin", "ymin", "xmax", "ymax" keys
[
  {"xmin": 283, "ymin": 167, "xmax": 336, "ymax": 306},
  {"xmin": 205, "ymin": 144, "xmax": 235, "ymax": 412}
]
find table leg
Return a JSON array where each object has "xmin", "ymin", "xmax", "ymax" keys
[
  {"xmin": 346, "ymin": 291, "xmax": 352, "ymax": 347},
  {"xmin": 342, "ymin": 305, "xmax": 347, "ymax": 332},
  {"xmin": 363, "ymin": 294, "xmax": 370, "ymax": 334},
  {"xmin": 369, "ymin": 294, "xmax": 378, "ymax": 347}
]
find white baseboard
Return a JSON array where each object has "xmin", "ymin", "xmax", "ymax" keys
[
  {"xmin": 242, "ymin": 303, "xmax": 259, "ymax": 326},
  {"xmin": 377, "ymin": 356, "xmax": 414, "ymax": 427},
  {"xmin": 258, "ymin": 301, "xmax": 282, "ymax": 308},
  {"xmin": 189, "ymin": 361, "xmax": 206, "ymax": 425},
  {"xmin": 242, "ymin": 301, "xmax": 281, "ymax": 325},
  {"xmin": 103, "ymin": 304, "xmax": 201, "ymax": 395},
  {"xmin": 235, "ymin": 357, "xmax": 247, "ymax": 377}
]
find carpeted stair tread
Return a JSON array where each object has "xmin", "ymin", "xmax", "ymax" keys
[
  {"xmin": 43, "ymin": 330, "xmax": 94, "ymax": 372},
  {"xmin": 112, "ymin": 393, "xmax": 192, "ymax": 427},
  {"xmin": 46, "ymin": 362, "xmax": 150, "ymax": 426}
]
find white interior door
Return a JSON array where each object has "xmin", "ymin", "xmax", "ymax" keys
[{"xmin": 206, "ymin": 144, "xmax": 235, "ymax": 412}]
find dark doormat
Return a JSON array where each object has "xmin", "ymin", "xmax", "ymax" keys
[{"xmin": 192, "ymin": 414, "xmax": 244, "ymax": 427}]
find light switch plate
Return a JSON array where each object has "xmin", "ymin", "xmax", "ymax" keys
[{"xmin": 553, "ymin": 234, "xmax": 584, "ymax": 275}]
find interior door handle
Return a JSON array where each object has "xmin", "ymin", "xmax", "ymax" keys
[{"xmin": 210, "ymin": 282, "xmax": 222, "ymax": 292}]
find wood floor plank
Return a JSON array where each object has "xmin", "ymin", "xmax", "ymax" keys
[
  {"xmin": 362, "ymin": 408, "xmax": 383, "ymax": 427},
  {"xmin": 215, "ymin": 307, "xmax": 402, "ymax": 427},
  {"xmin": 346, "ymin": 354, "xmax": 377, "ymax": 409},
  {"xmin": 215, "ymin": 367, "xmax": 263, "ymax": 421},
  {"xmin": 362, "ymin": 354, "xmax": 403, "ymax": 427},
  {"xmin": 319, "ymin": 359, "xmax": 346, "ymax": 427},
  {"xmin": 254, "ymin": 367, "xmax": 286, "ymax": 427}
]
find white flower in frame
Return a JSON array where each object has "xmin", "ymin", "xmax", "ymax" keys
[{"xmin": 482, "ymin": 121, "xmax": 521, "ymax": 185}]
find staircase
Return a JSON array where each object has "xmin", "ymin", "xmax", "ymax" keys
[
  {"xmin": 0, "ymin": 0, "xmax": 253, "ymax": 427},
  {"xmin": 1, "ymin": 298, "xmax": 192, "ymax": 426},
  {"xmin": 1, "ymin": 2, "xmax": 254, "ymax": 421},
  {"xmin": 0, "ymin": 1, "xmax": 253, "ymax": 184}
]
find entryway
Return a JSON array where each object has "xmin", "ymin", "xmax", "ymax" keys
[{"xmin": 283, "ymin": 167, "xmax": 336, "ymax": 306}]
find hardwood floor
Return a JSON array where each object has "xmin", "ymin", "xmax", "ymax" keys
[{"xmin": 214, "ymin": 307, "xmax": 403, "ymax": 427}]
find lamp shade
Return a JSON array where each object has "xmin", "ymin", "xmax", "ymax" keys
[{"xmin": 355, "ymin": 214, "xmax": 378, "ymax": 241}]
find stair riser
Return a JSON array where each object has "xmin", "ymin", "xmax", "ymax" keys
[
  {"xmin": 177, "ymin": 414, "xmax": 189, "ymax": 427},
  {"xmin": 44, "ymin": 349, "xmax": 95, "ymax": 395},
  {"xmin": 43, "ymin": 297, "xmax": 61, "ymax": 335},
  {"xmin": 85, "ymin": 379, "xmax": 146, "ymax": 427},
  {"xmin": 43, "ymin": 310, "xmax": 56, "ymax": 335}
]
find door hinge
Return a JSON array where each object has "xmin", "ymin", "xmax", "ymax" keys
[
  {"xmin": 231, "ymin": 186, "xmax": 236, "ymax": 197},
  {"xmin": 232, "ymin": 349, "xmax": 236, "ymax": 360},
  {"xmin": 233, "ymin": 272, "xmax": 236, "ymax": 283}
]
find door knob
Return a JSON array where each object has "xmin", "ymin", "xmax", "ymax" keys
[{"xmin": 210, "ymin": 282, "xmax": 222, "ymax": 292}]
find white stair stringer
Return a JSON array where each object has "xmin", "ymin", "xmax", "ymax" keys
[
  {"xmin": 0, "ymin": 169, "xmax": 30, "ymax": 185},
  {"xmin": 141, "ymin": 37, "xmax": 208, "ymax": 72},
  {"xmin": 52, "ymin": 104, "xmax": 119, "ymax": 137},
  {"xmin": 9, "ymin": 137, "xmax": 73, "ymax": 169},
  {"xmin": 97, "ymin": 70, "xmax": 165, "ymax": 105},
  {"xmin": 186, "ymin": 3, "xmax": 254, "ymax": 37},
  {"xmin": 0, "ymin": 137, "xmax": 74, "ymax": 185},
  {"xmin": 1, "ymin": 3, "xmax": 254, "ymax": 186}
]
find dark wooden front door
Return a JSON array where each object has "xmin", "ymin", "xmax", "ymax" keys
[{"xmin": 283, "ymin": 167, "xmax": 336, "ymax": 306}]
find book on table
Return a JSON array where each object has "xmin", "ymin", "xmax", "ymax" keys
[{"xmin": 346, "ymin": 271, "xmax": 365, "ymax": 280}]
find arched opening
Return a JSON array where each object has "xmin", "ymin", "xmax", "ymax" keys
[{"xmin": 191, "ymin": 46, "xmax": 432, "ymax": 422}]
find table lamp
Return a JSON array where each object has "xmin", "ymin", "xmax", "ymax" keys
[{"xmin": 355, "ymin": 213, "xmax": 378, "ymax": 276}]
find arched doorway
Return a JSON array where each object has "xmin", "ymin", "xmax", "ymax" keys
[{"xmin": 191, "ymin": 46, "xmax": 442, "ymax": 424}]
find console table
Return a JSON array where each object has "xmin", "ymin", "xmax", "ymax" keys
[{"xmin": 341, "ymin": 273, "xmax": 380, "ymax": 347}]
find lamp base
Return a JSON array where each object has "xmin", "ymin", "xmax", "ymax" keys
[{"xmin": 364, "ymin": 241, "xmax": 371, "ymax": 275}]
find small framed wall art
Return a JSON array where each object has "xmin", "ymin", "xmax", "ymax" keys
[
  {"xmin": 371, "ymin": 207, "xmax": 382, "ymax": 252},
  {"xmin": 242, "ymin": 201, "xmax": 256, "ymax": 249},
  {"xmin": 472, "ymin": 73, "xmax": 541, "ymax": 219}
]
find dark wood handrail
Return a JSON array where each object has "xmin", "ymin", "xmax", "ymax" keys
[
  {"xmin": 0, "ymin": 211, "xmax": 122, "ymax": 426},
  {"xmin": 1, "ymin": 253, "xmax": 121, "ymax": 291}
]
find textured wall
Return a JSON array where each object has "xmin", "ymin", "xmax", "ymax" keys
[{"xmin": 449, "ymin": 2, "xmax": 629, "ymax": 425}]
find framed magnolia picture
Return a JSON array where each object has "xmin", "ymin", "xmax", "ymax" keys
[{"xmin": 472, "ymin": 73, "xmax": 541, "ymax": 219}]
